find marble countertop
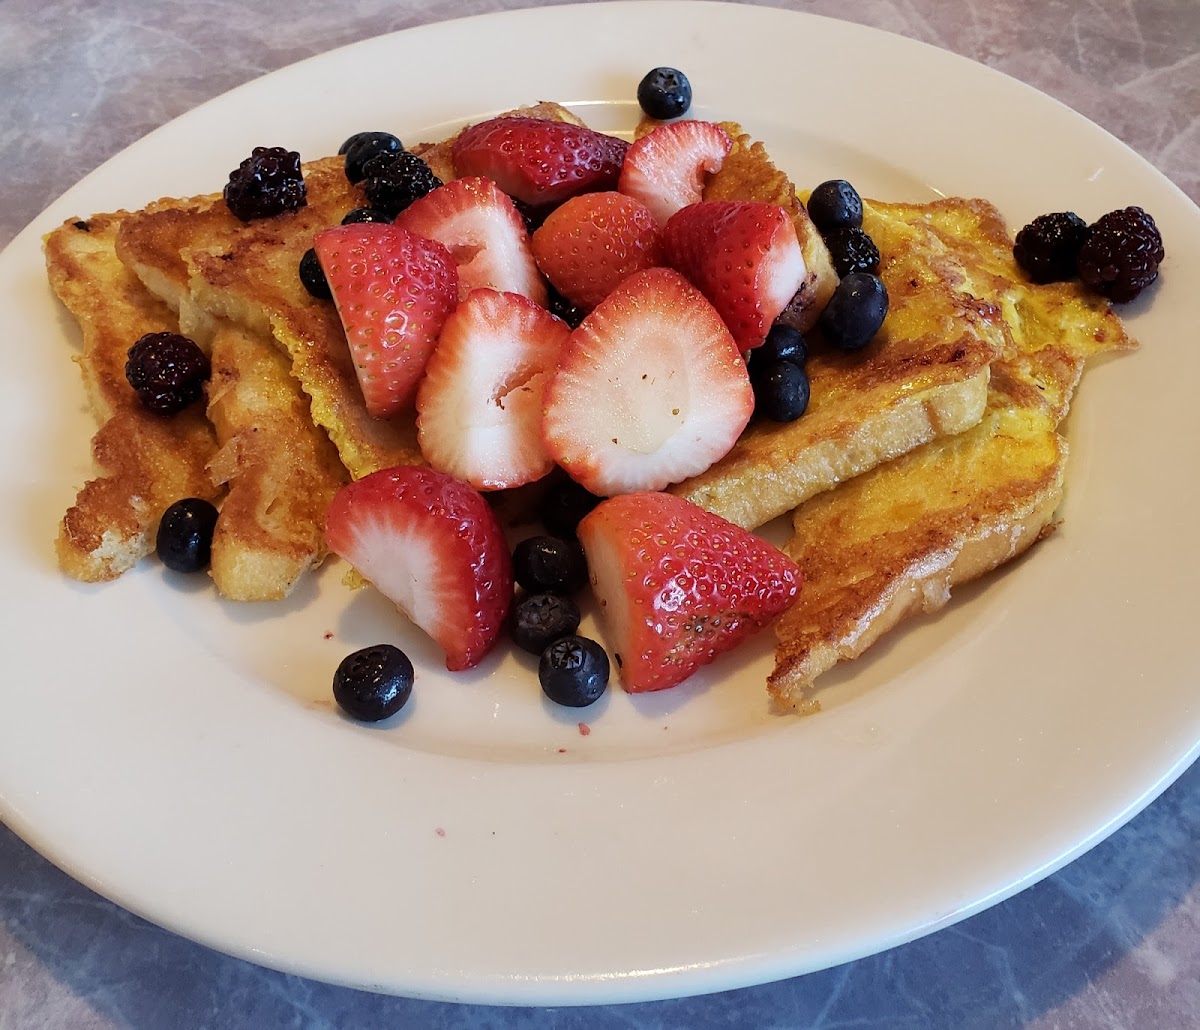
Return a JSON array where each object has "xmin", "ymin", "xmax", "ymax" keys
[{"xmin": 2, "ymin": 0, "xmax": 1198, "ymax": 1027}]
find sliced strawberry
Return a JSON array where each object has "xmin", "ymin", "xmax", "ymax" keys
[
  {"xmin": 541, "ymin": 268, "xmax": 753, "ymax": 496},
  {"xmin": 313, "ymin": 223, "xmax": 459, "ymax": 418},
  {"xmin": 578, "ymin": 491, "xmax": 801, "ymax": 692},
  {"xmin": 416, "ymin": 289, "xmax": 569, "ymax": 490},
  {"xmin": 451, "ymin": 116, "xmax": 629, "ymax": 207},
  {"xmin": 531, "ymin": 192, "xmax": 664, "ymax": 310},
  {"xmin": 664, "ymin": 201, "xmax": 807, "ymax": 351},
  {"xmin": 618, "ymin": 121, "xmax": 732, "ymax": 227},
  {"xmin": 324, "ymin": 465, "xmax": 513, "ymax": 671},
  {"xmin": 394, "ymin": 177, "xmax": 547, "ymax": 306}
]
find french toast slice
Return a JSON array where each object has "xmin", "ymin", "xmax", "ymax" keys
[
  {"xmin": 44, "ymin": 213, "xmax": 220, "ymax": 582},
  {"xmin": 205, "ymin": 321, "xmax": 348, "ymax": 600},
  {"xmin": 767, "ymin": 197, "xmax": 1136, "ymax": 707},
  {"xmin": 670, "ymin": 197, "xmax": 1005, "ymax": 529}
]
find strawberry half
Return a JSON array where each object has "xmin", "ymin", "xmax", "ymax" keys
[
  {"xmin": 451, "ymin": 116, "xmax": 629, "ymax": 207},
  {"xmin": 541, "ymin": 267, "xmax": 753, "ymax": 496},
  {"xmin": 531, "ymin": 191, "xmax": 664, "ymax": 310},
  {"xmin": 664, "ymin": 201, "xmax": 807, "ymax": 351},
  {"xmin": 416, "ymin": 289, "xmax": 569, "ymax": 490},
  {"xmin": 313, "ymin": 223, "xmax": 459, "ymax": 418},
  {"xmin": 618, "ymin": 120, "xmax": 733, "ymax": 227},
  {"xmin": 324, "ymin": 465, "xmax": 513, "ymax": 671},
  {"xmin": 578, "ymin": 491, "xmax": 801, "ymax": 692},
  {"xmin": 394, "ymin": 177, "xmax": 547, "ymax": 306}
]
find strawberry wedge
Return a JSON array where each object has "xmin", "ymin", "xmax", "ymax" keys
[
  {"xmin": 416, "ymin": 289, "xmax": 569, "ymax": 490},
  {"xmin": 313, "ymin": 223, "xmax": 459, "ymax": 417},
  {"xmin": 395, "ymin": 176, "xmax": 547, "ymax": 305},
  {"xmin": 578, "ymin": 492, "xmax": 801, "ymax": 692},
  {"xmin": 452, "ymin": 116, "xmax": 629, "ymax": 207},
  {"xmin": 664, "ymin": 200, "xmax": 807, "ymax": 352},
  {"xmin": 324, "ymin": 466, "xmax": 513, "ymax": 671},
  {"xmin": 541, "ymin": 267, "xmax": 753, "ymax": 496},
  {"xmin": 618, "ymin": 120, "xmax": 732, "ymax": 226}
]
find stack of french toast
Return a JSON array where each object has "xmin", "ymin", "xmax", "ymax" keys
[{"xmin": 44, "ymin": 100, "xmax": 1135, "ymax": 707}]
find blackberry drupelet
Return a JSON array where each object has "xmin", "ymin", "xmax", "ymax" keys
[
  {"xmin": 1013, "ymin": 211, "xmax": 1089, "ymax": 284},
  {"xmin": 223, "ymin": 147, "xmax": 307, "ymax": 222},
  {"xmin": 125, "ymin": 332, "xmax": 211, "ymax": 414},
  {"xmin": 361, "ymin": 151, "xmax": 442, "ymax": 218},
  {"xmin": 1077, "ymin": 207, "xmax": 1165, "ymax": 303}
]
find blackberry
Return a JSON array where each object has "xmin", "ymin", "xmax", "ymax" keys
[
  {"xmin": 298, "ymin": 248, "xmax": 331, "ymax": 300},
  {"xmin": 125, "ymin": 332, "xmax": 211, "ymax": 414},
  {"xmin": 637, "ymin": 67, "xmax": 693, "ymax": 120},
  {"xmin": 1013, "ymin": 211, "xmax": 1088, "ymax": 284},
  {"xmin": 361, "ymin": 151, "xmax": 442, "ymax": 218},
  {"xmin": 807, "ymin": 179, "xmax": 863, "ymax": 233},
  {"xmin": 223, "ymin": 147, "xmax": 307, "ymax": 222},
  {"xmin": 547, "ymin": 286, "xmax": 587, "ymax": 329},
  {"xmin": 825, "ymin": 227, "xmax": 881, "ymax": 278},
  {"xmin": 1077, "ymin": 207, "xmax": 1165, "ymax": 303}
]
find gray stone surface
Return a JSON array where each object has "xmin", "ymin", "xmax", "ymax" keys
[{"xmin": 2, "ymin": 0, "xmax": 1198, "ymax": 1026}]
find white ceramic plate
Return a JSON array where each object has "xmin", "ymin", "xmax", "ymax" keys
[{"xmin": 2, "ymin": 0, "xmax": 1199, "ymax": 1006}]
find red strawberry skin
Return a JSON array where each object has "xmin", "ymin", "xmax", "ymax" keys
[
  {"xmin": 324, "ymin": 466, "xmax": 513, "ymax": 672},
  {"xmin": 313, "ymin": 224, "xmax": 459, "ymax": 418},
  {"xmin": 578, "ymin": 492, "xmax": 801, "ymax": 692},
  {"xmin": 394, "ymin": 177, "xmax": 547, "ymax": 306},
  {"xmin": 664, "ymin": 201, "xmax": 806, "ymax": 351},
  {"xmin": 542, "ymin": 267, "xmax": 753, "ymax": 496},
  {"xmin": 618, "ymin": 121, "xmax": 732, "ymax": 227},
  {"xmin": 531, "ymin": 191, "xmax": 664, "ymax": 310},
  {"xmin": 451, "ymin": 116, "xmax": 629, "ymax": 207},
  {"xmin": 416, "ymin": 289, "xmax": 569, "ymax": 490}
]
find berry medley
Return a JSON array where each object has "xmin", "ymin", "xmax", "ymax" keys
[{"xmin": 139, "ymin": 67, "xmax": 1163, "ymax": 725}]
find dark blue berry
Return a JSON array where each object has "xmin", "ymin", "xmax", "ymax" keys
[
  {"xmin": 547, "ymin": 286, "xmax": 587, "ymax": 329},
  {"xmin": 156, "ymin": 498, "xmax": 219, "ymax": 573},
  {"xmin": 332, "ymin": 644, "xmax": 413, "ymax": 722},
  {"xmin": 511, "ymin": 593, "xmax": 581, "ymax": 655},
  {"xmin": 513, "ymin": 536, "xmax": 588, "ymax": 595},
  {"xmin": 540, "ymin": 476, "xmax": 602, "ymax": 539},
  {"xmin": 539, "ymin": 636, "xmax": 609, "ymax": 708},
  {"xmin": 754, "ymin": 324, "xmax": 808, "ymax": 368},
  {"xmin": 361, "ymin": 151, "xmax": 442, "ymax": 218},
  {"xmin": 342, "ymin": 132, "xmax": 403, "ymax": 185},
  {"xmin": 298, "ymin": 248, "xmax": 330, "ymax": 300},
  {"xmin": 125, "ymin": 332, "xmax": 210, "ymax": 414},
  {"xmin": 807, "ymin": 179, "xmax": 863, "ymax": 233},
  {"xmin": 820, "ymin": 272, "xmax": 889, "ymax": 351},
  {"xmin": 637, "ymin": 67, "xmax": 693, "ymax": 120},
  {"xmin": 223, "ymin": 147, "xmax": 307, "ymax": 222},
  {"xmin": 825, "ymin": 227, "xmax": 881, "ymax": 277},
  {"xmin": 341, "ymin": 206, "xmax": 393, "ymax": 225},
  {"xmin": 752, "ymin": 360, "xmax": 810, "ymax": 422}
]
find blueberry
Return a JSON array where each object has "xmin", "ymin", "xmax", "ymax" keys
[
  {"xmin": 807, "ymin": 179, "xmax": 863, "ymax": 233},
  {"xmin": 298, "ymin": 247, "xmax": 331, "ymax": 300},
  {"xmin": 341, "ymin": 206, "xmax": 394, "ymax": 225},
  {"xmin": 820, "ymin": 272, "xmax": 889, "ymax": 352},
  {"xmin": 753, "ymin": 324, "xmax": 808, "ymax": 368},
  {"xmin": 637, "ymin": 67, "xmax": 693, "ymax": 120},
  {"xmin": 511, "ymin": 593, "xmax": 581, "ymax": 655},
  {"xmin": 539, "ymin": 636, "xmax": 610, "ymax": 708},
  {"xmin": 156, "ymin": 498, "xmax": 219, "ymax": 573},
  {"xmin": 125, "ymin": 332, "xmax": 211, "ymax": 415},
  {"xmin": 513, "ymin": 535, "xmax": 588, "ymax": 594},
  {"xmin": 332, "ymin": 644, "xmax": 414, "ymax": 722},
  {"xmin": 343, "ymin": 132, "xmax": 403, "ymax": 185},
  {"xmin": 547, "ymin": 286, "xmax": 587, "ymax": 330},
  {"xmin": 752, "ymin": 361, "xmax": 810, "ymax": 422},
  {"xmin": 540, "ymin": 476, "xmax": 602, "ymax": 538}
]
